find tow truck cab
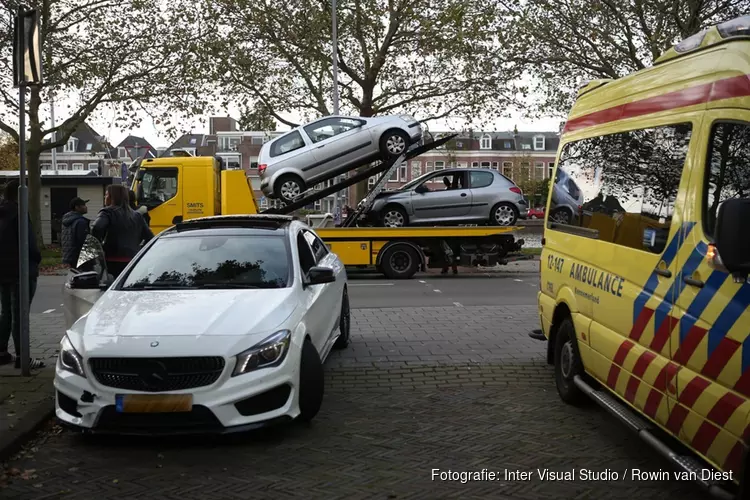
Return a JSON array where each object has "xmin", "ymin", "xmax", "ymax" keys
[{"xmin": 130, "ymin": 156, "xmax": 258, "ymax": 234}]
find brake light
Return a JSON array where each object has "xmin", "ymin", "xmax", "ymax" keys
[
  {"xmin": 510, "ymin": 187, "xmax": 522, "ymax": 194},
  {"xmin": 258, "ymin": 164, "xmax": 267, "ymax": 175}
]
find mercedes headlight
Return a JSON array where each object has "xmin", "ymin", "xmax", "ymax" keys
[
  {"xmin": 232, "ymin": 330, "xmax": 291, "ymax": 376},
  {"xmin": 59, "ymin": 335, "xmax": 86, "ymax": 377}
]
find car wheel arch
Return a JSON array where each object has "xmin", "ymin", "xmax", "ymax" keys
[{"xmin": 547, "ymin": 299, "xmax": 575, "ymax": 366}]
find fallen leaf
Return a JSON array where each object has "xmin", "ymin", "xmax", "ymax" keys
[
  {"xmin": 68, "ymin": 467, "xmax": 79, "ymax": 472},
  {"xmin": 33, "ymin": 483, "xmax": 42, "ymax": 488},
  {"xmin": 113, "ymin": 479, "xmax": 119, "ymax": 484}
]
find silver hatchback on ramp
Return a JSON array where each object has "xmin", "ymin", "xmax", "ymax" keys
[{"xmin": 259, "ymin": 114, "xmax": 423, "ymax": 201}]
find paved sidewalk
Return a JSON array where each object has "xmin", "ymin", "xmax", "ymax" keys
[{"xmin": 0, "ymin": 314, "xmax": 63, "ymax": 462}]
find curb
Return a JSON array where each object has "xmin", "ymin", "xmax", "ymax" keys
[{"xmin": 0, "ymin": 398, "xmax": 54, "ymax": 463}]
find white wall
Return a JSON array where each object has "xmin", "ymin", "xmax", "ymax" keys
[{"xmin": 41, "ymin": 185, "xmax": 105, "ymax": 245}]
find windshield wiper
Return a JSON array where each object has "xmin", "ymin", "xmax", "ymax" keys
[
  {"xmin": 121, "ymin": 281, "xmax": 196, "ymax": 290},
  {"xmin": 193, "ymin": 282, "xmax": 262, "ymax": 289}
]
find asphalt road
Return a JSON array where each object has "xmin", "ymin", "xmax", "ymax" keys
[{"xmin": 32, "ymin": 270, "xmax": 540, "ymax": 315}]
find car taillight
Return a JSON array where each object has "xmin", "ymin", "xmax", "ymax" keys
[
  {"xmin": 510, "ymin": 187, "xmax": 522, "ymax": 194},
  {"xmin": 258, "ymin": 164, "xmax": 267, "ymax": 175}
]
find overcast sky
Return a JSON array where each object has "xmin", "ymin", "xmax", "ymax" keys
[{"xmin": 78, "ymin": 102, "xmax": 565, "ymax": 149}]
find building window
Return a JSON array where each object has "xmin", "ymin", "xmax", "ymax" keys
[
  {"xmin": 85, "ymin": 143, "xmax": 93, "ymax": 151},
  {"xmin": 72, "ymin": 163, "xmax": 84, "ymax": 170},
  {"xmin": 368, "ymin": 176, "xmax": 376, "ymax": 188},
  {"xmin": 189, "ymin": 137, "xmax": 197, "ymax": 145},
  {"xmin": 57, "ymin": 163, "xmax": 67, "ymax": 171},
  {"xmin": 399, "ymin": 162, "xmax": 407, "ymax": 181},
  {"xmin": 88, "ymin": 163, "xmax": 98, "ymax": 170},
  {"xmin": 549, "ymin": 123, "xmax": 692, "ymax": 254},
  {"xmin": 40, "ymin": 163, "xmax": 51, "ymax": 170},
  {"xmin": 425, "ymin": 161, "xmax": 433, "ymax": 173},
  {"xmin": 534, "ymin": 136, "xmax": 545, "ymax": 150},
  {"xmin": 64, "ymin": 138, "xmax": 77, "ymax": 153},
  {"xmin": 456, "ymin": 162, "xmax": 467, "ymax": 168},
  {"xmin": 534, "ymin": 162, "xmax": 545, "ymax": 179},
  {"xmin": 251, "ymin": 137, "xmax": 264, "ymax": 145},
  {"xmin": 522, "ymin": 143, "xmax": 531, "ymax": 150},
  {"xmin": 118, "ymin": 147, "xmax": 127, "ymax": 158},
  {"xmin": 521, "ymin": 162, "xmax": 531, "ymax": 180},
  {"xmin": 411, "ymin": 161, "xmax": 421, "ymax": 180},
  {"xmin": 704, "ymin": 122, "xmax": 750, "ymax": 238},
  {"xmin": 480, "ymin": 161, "xmax": 491, "ymax": 169},
  {"xmin": 491, "ymin": 162, "xmax": 498, "ymax": 170},
  {"xmin": 314, "ymin": 200, "xmax": 321, "ymax": 211},
  {"xmin": 548, "ymin": 162, "xmax": 555, "ymax": 179},
  {"xmin": 455, "ymin": 141, "xmax": 463, "ymax": 148},
  {"xmin": 432, "ymin": 161, "xmax": 445, "ymax": 182},
  {"xmin": 471, "ymin": 162, "xmax": 479, "ymax": 168},
  {"xmin": 504, "ymin": 141, "xmax": 512, "ymax": 149},
  {"xmin": 389, "ymin": 168, "xmax": 399, "ymax": 182},
  {"xmin": 220, "ymin": 136, "xmax": 241, "ymax": 150},
  {"xmin": 480, "ymin": 134, "xmax": 492, "ymax": 150},
  {"xmin": 502, "ymin": 162, "xmax": 513, "ymax": 180}
]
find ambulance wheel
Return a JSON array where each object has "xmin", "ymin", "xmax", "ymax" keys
[{"xmin": 554, "ymin": 317, "xmax": 586, "ymax": 405}]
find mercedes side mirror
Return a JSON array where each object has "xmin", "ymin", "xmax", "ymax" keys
[
  {"xmin": 306, "ymin": 266, "xmax": 336, "ymax": 286},
  {"xmin": 712, "ymin": 198, "xmax": 750, "ymax": 282},
  {"xmin": 68, "ymin": 271, "xmax": 101, "ymax": 290},
  {"xmin": 415, "ymin": 184, "xmax": 427, "ymax": 194}
]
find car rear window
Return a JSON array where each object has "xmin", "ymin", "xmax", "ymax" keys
[
  {"xmin": 119, "ymin": 235, "xmax": 291, "ymax": 290},
  {"xmin": 270, "ymin": 131, "xmax": 305, "ymax": 157}
]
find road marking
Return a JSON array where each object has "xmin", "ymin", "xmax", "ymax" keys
[
  {"xmin": 349, "ymin": 283, "xmax": 394, "ymax": 286},
  {"xmin": 418, "ymin": 280, "xmax": 426, "ymax": 283},
  {"xmin": 514, "ymin": 279, "xmax": 523, "ymax": 282},
  {"xmin": 42, "ymin": 309, "xmax": 55, "ymax": 314},
  {"xmin": 453, "ymin": 302, "xmax": 463, "ymax": 307},
  {"xmin": 433, "ymin": 289, "xmax": 442, "ymax": 293}
]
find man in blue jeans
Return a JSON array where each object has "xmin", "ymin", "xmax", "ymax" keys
[{"xmin": 0, "ymin": 180, "xmax": 44, "ymax": 369}]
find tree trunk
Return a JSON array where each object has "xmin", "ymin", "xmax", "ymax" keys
[{"xmin": 27, "ymin": 86, "xmax": 44, "ymax": 249}]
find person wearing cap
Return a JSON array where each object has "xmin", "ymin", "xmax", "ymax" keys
[{"xmin": 61, "ymin": 197, "xmax": 90, "ymax": 268}]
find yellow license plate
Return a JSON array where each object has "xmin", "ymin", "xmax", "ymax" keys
[{"xmin": 115, "ymin": 394, "xmax": 193, "ymax": 413}]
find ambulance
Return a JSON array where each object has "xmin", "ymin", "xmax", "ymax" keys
[{"xmin": 538, "ymin": 15, "xmax": 750, "ymax": 499}]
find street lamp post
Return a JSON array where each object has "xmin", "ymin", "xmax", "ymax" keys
[{"xmin": 331, "ymin": 0, "xmax": 341, "ymax": 224}]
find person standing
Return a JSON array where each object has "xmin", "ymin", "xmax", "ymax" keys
[
  {"xmin": 61, "ymin": 197, "xmax": 90, "ymax": 268},
  {"xmin": 0, "ymin": 180, "xmax": 45, "ymax": 369},
  {"xmin": 92, "ymin": 184, "xmax": 153, "ymax": 278}
]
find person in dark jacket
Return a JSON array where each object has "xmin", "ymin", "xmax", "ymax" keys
[
  {"xmin": 61, "ymin": 197, "xmax": 90, "ymax": 267},
  {"xmin": 128, "ymin": 189, "xmax": 150, "ymax": 227},
  {"xmin": 92, "ymin": 184, "xmax": 154, "ymax": 278},
  {"xmin": 0, "ymin": 180, "xmax": 45, "ymax": 369}
]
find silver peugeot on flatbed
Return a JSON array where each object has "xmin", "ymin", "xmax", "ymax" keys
[{"xmin": 258, "ymin": 114, "xmax": 422, "ymax": 201}]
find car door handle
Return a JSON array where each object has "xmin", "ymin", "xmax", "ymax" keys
[
  {"xmin": 460, "ymin": 193, "xmax": 467, "ymax": 197},
  {"xmin": 316, "ymin": 144, "xmax": 325, "ymax": 149},
  {"xmin": 684, "ymin": 276, "xmax": 704, "ymax": 288},
  {"xmin": 654, "ymin": 268, "xmax": 671, "ymax": 278}
]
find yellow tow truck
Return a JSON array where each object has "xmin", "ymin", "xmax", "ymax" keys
[{"xmin": 129, "ymin": 136, "xmax": 528, "ymax": 279}]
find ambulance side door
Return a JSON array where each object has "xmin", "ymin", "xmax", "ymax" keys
[{"xmin": 671, "ymin": 112, "xmax": 750, "ymax": 474}]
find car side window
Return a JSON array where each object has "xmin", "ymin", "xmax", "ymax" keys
[
  {"xmin": 549, "ymin": 123, "xmax": 693, "ymax": 254},
  {"xmin": 470, "ymin": 171, "xmax": 494, "ymax": 189},
  {"xmin": 304, "ymin": 118, "xmax": 360, "ymax": 144},
  {"xmin": 303, "ymin": 230, "xmax": 329, "ymax": 263},
  {"xmin": 270, "ymin": 131, "xmax": 305, "ymax": 157},
  {"xmin": 704, "ymin": 122, "xmax": 750, "ymax": 239},
  {"xmin": 297, "ymin": 232, "xmax": 316, "ymax": 275}
]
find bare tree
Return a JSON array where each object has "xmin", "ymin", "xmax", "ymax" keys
[
  {"xmin": 205, "ymin": 0, "xmax": 520, "ymax": 201},
  {"xmin": 0, "ymin": 0, "xmax": 214, "ymax": 245}
]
